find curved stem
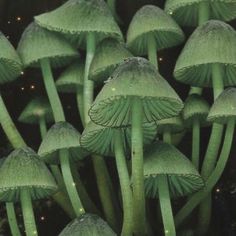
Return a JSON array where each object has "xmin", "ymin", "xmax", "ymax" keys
[
  {"xmin": 114, "ymin": 129, "xmax": 133, "ymax": 236},
  {"xmin": 175, "ymin": 119, "xmax": 234, "ymax": 227},
  {"xmin": 157, "ymin": 175, "xmax": 176, "ymax": 236},
  {"xmin": 131, "ymin": 98, "xmax": 146, "ymax": 235},
  {"xmin": 59, "ymin": 149, "xmax": 85, "ymax": 217},
  {"xmin": 0, "ymin": 93, "xmax": 26, "ymax": 148},
  {"xmin": 163, "ymin": 130, "xmax": 171, "ymax": 144},
  {"xmin": 192, "ymin": 118, "xmax": 200, "ymax": 170},
  {"xmin": 198, "ymin": 2, "xmax": 210, "ymax": 25},
  {"xmin": 40, "ymin": 58, "xmax": 65, "ymax": 122},
  {"xmin": 20, "ymin": 189, "xmax": 38, "ymax": 236},
  {"xmin": 6, "ymin": 202, "xmax": 21, "ymax": 236},
  {"xmin": 147, "ymin": 34, "xmax": 158, "ymax": 70},
  {"xmin": 76, "ymin": 87, "xmax": 85, "ymax": 126}
]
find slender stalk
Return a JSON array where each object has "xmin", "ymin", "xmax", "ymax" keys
[
  {"xmin": 114, "ymin": 129, "xmax": 133, "ymax": 236},
  {"xmin": 131, "ymin": 98, "xmax": 146, "ymax": 235},
  {"xmin": 20, "ymin": 189, "xmax": 38, "ymax": 236},
  {"xmin": 175, "ymin": 119, "xmax": 235, "ymax": 227},
  {"xmin": 6, "ymin": 202, "xmax": 21, "ymax": 236},
  {"xmin": 59, "ymin": 149, "xmax": 85, "ymax": 217},
  {"xmin": 0, "ymin": 94, "xmax": 26, "ymax": 148},
  {"xmin": 76, "ymin": 87, "xmax": 85, "ymax": 126},
  {"xmin": 198, "ymin": 2, "xmax": 210, "ymax": 25},
  {"xmin": 157, "ymin": 175, "xmax": 176, "ymax": 236},
  {"xmin": 40, "ymin": 58, "xmax": 65, "ymax": 122},
  {"xmin": 39, "ymin": 117, "xmax": 47, "ymax": 138},
  {"xmin": 163, "ymin": 130, "xmax": 171, "ymax": 144},
  {"xmin": 192, "ymin": 118, "xmax": 200, "ymax": 170},
  {"xmin": 189, "ymin": 87, "xmax": 202, "ymax": 95},
  {"xmin": 147, "ymin": 34, "xmax": 158, "ymax": 70},
  {"xmin": 107, "ymin": 0, "xmax": 116, "ymax": 16}
]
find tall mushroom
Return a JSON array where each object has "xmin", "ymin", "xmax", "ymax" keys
[{"xmin": 89, "ymin": 57, "xmax": 183, "ymax": 234}]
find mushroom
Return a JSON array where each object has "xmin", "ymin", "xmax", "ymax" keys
[
  {"xmin": 165, "ymin": 0, "xmax": 236, "ymax": 26},
  {"xmin": 0, "ymin": 147, "xmax": 57, "ymax": 236},
  {"xmin": 126, "ymin": 5, "xmax": 185, "ymax": 69},
  {"xmin": 89, "ymin": 38, "xmax": 133, "ymax": 84},
  {"xmin": 38, "ymin": 122, "xmax": 88, "ymax": 217},
  {"xmin": 81, "ymin": 121, "xmax": 157, "ymax": 235},
  {"xmin": 182, "ymin": 94, "xmax": 210, "ymax": 169},
  {"xmin": 89, "ymin": 57, "xmax": 183, "ymax": 234},
  {"xmin": 59, "ymin": 213, "xmax": 116, "ymax": 236},
  {"xmin": 144, "ymin": 141, "xmax": 204, "ymax": 236},
  {"xmin": 175, "ymin": 88, "xmax": 236, "ymax": 230}
]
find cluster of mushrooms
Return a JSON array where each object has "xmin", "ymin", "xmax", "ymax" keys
[{"xmin": 0, "ymin": 0, "xmax": 236, "ymax": 235}]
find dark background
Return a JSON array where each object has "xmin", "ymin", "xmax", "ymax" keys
[{"xmin": 0, "ymin": 0, "xmax": 235, "ymax": 235}]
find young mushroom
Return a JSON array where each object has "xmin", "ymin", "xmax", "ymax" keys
[
  {"xmin": 144, "ymin": 141, "xmax": 204, "ymax": 236},
  {"xmin": 0, "ymin": 147, "xmax": 57, "ymax": 236},
  {"xmin": 127, "ymin": 5, "xmax": 185, "ymax": 69}
]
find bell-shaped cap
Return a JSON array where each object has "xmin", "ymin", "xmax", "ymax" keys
[
  {"xmin": 89, "ymin": 57, "xmax": 183, "ymax": 127},
  {"xmin": 144, "ymin": 141, "xmax": 204, "ymax": 198},
  {"xmin": 59, "ymin": 213, "xmax": 116, "ymax": 236},
  {"xmin": 165, "ymin": 0, "xmax": 236, "ymax": 27},
  {"xmin": 174, "ymin": 20, "xmax": 236, "ymax": 87},
  {"xmin": 18, "ymin": 97, "xmax": 53, "ymax": 124},
  {"xmin": 0, "ymin": 147, "xmax": 57, "ymax": 202},
  {"xmin": 126, "ymin": 5, "xmax": 185, "ymax": 55},
  {"xmin": 17, "ymin": 22, "xmax": 79, "ymax": 68},
  {"xmin": 38, "ymin": 122, "xmax": 88, "ymax": 164},
  {"xmin": 207, "ymin": 88, "xmax": 236, "ymax": 124},
  {"xmin": 56, "ymin": 62, "xmax": 84, "ymax": 93},
  {"xmin": 35, "ymin": 0, "xmax": 123, "ymax": 48},
  {"xmin": 156, "ymin": 116, "xmax": 184, "ymax": 134},
  {"xmin": 81, "ymin": 121, "xmax": 157, "ymax": 156},
  {"xmin": 0, "ymin": 32, "xmax": 22, "ymax": 84},
  {"xmin": 183, "ymin": 94, "xmax": 210, "ymax": 126},
  {"xmin": 89, "ymin": 38, "xmax": 133, "ymax": 83}
]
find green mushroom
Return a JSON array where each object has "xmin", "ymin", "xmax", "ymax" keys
[
  {"xmin": 0, "ymin": 147, "xmax": 57, "ymax": 236},
  {"xmin": 126, "ymin": 5, "xmax": 185, "ymax": 69},
  {"xmin": 144, "ymin": 141, "xmax": 204, "ymax": 236},
  {"xmin": 165, "ymin": 0, "xmax": 236, "ymax": 26},
  {"xmin": 59, "ymin": 213, "xmax": 116, "ymax": 236},
  {"xmin": 89, "ymin": 38, "xmax": 133, "ymax": 84},
  {"xmin": 38, "ymin": 122, "xmax": 88, "ymax": 217},
  {"xmin": 175, "ymin": 88, "xmax": 236, "ymax": 232},
  {"xmin": 89, "ymin": 57, "xmax": 183, "ymax": 235},
  {"xmin": 182, "ymin": 94, "xmax": 210, "ymax": 170}
]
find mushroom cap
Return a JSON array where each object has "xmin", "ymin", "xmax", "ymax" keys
[
  {"xmin": 144, "ymin": 141, "xmax": 204, "ymax": 198},
  {"xmin": 174, "ymin": 20, "xmax": 236, "ymax": 87},
  {"xmin": 35, "ymin": 0, "xmax": 123, "ymax": 48},
  {"xmin": 183, "ymin": 94, "xmax": 210, "ymax": 126},
  {"xmin": 89, "ymin": 57, "xmax": 183, "ymax": 127},
  {"xmin": 156, "ymin": 116, "xmax": 184, "ymax": 134},
  {"xmin": 17, "ymin": 22, "xmax": 79, "ymax": 68},
  {"xmin": 18, "ymin": 97, "xmax": 53, "ymax": 124},
  {"xmin": 81, "ymin": 121, "xmax": 157, "ymax": 156},
  {"xmin": 56, "ymin": 62, "xmax": 84, "ymax": 93},
  {"xmin": 59, "ymin": 213, "xmax": 116, "ymax": 236},
  {"xmin": 207, "ymin": 87, "xmax": 236, "ymax": 124},
  {"xmin": 89, "ymin": 38, "xmax": 133, "ymax": 83},
  {"xmin": 38, "ymin": 122, "xmax": 88, "ymax": 164},
  {"xmin": 165, "ymin": 0, "xmax": 236, "ymax": 27},
  {"xmin": 0, "ymin": 147, "xmax": 57, "ymax": 202},
  {"xmin": 0, "ymin": 32, "xmax": 22, "ymax": 84},
  {"xmin": 126, "ymin": 5, "xmax": 185, "ymax": 55}
]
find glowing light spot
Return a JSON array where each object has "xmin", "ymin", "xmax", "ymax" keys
[
  {"xmin": 111, "ymin": 88, "xmax": 116, "ymax": 91},
  {"xmin": 79, "ymin": 208, "xmax": 84, "ymax": 212},
  {"xmin": 21, "ymin": 87, "xmax": 25, "ymax": 91},
  {"xmin": 40, "ymin": 216, "xmax": 45, "ymax": 221},
  {"xmin": 20, "ymin": 71, "xmax": 24, "ymax": 75},
  {"xmin": 159, "ymin": 57, "xmax": 163, "ymax": 62},
  {"xmin": 16, "ymin": 16, "xmax": 22, "ymax": 21},
  {"xmin": 7, "ymin": 21, "xmax": 11, "ymax": 24},
  {"xmin": 72, "ymin": 182, "xmax": 76, "ymax": 186},
  {"xmin": 169, "ymin": 11, "xmax": 173, "ymax": 15},
  {"xmin": 216, "ymin": 188, "xmax": 220, "ymax": 193},
  {"xmin": 30, "ymin": 85, "xmax": 35, "ymax": 90}
]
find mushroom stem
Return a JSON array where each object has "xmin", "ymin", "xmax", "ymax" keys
[
  {"xmin": 147, "ymin": 34, "xmax": 158, "ymax": 69},
  {"xmin": 174, "ymin": 118, "xmax": 235, "ymax": 228},
  {"xmin": 131, "ymin": 98, "xmax": 146, "ymax": 235},
  {"xmin": 59, "ymin": 149, "xmax": 85, "ymax": 217},
  {"xmin": 157, "ymin": 175, "xmax": 176, "ymax": 236},
  {"xmin": 163, "ymin": 130, "xmax": 171, "ymax": 144},
  {"xmin": 0, "ymin": 93, "xmax": 26, "ymax": 148},
  {"xmin": 39, "ymin": 117, "xmax": 47, "ymax": 138},
  {"xmin": 212, "ymin": 63, "xmax": 224, "ymax": 100},
  {"xmin": 107, "ymin": 0, "xmax": 116, "ymax": 16},
  {"xmin": 198, "ymin": 2, "xmax": 210, "ymax": 25},
  {"xmin": 40, "ymin": 58, "xmax": 65, "ymax": 122},
  {"xmin": 192, "ymin": 118, "xmax": 200, "ymax": 170},
  {"xmin": 189, "ymin": 87, "xmax": 202, "ymax": 95},
  {"xmin": 6, "ymin": 202, "xmax": 21, "ymax": 236},
  {"xmin": 114, "ymin": 129, "xmax": 133, "ymax": 236},
  {"xmin": 76, "ymin": 86, "xmax": 85, "ymax": 126},
  {"xmin": 20, "ymin": 189, "xmax": 38, "ymax": 236}
]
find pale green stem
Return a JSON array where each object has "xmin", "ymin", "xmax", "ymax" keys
[
  {"xmin": 198, "ymin": 2, "xmax": 210, "ymax": 25},
  {"xmin": 147, "ymin": 34, "xmax": 158, "ymax": 70},
  {"xmin": 6, "ymin": 202, "xmax": 21, "ymax": 236},
  {"xmin": 76, "ymin": 87, "xmax": 85, "ymax": 126},
  {"xmin": 163, "ymin": 130, "xmax": 171, "ymax": 144},
  {"xmin": 192, "ymin": 118, "xmax": 200, "ymax": 170}
]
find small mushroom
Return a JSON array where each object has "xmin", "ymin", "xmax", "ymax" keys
[
  {"xmin": 144, "ymin": 141, "xmax": 204, "ymax": 236},
  {"xmin": 0, "ymin": 147, "xmax": 57, "ymax": 236},
  {"xmin": 127, "ymin": 5, "xmax": 185, "ymax": 68}
]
